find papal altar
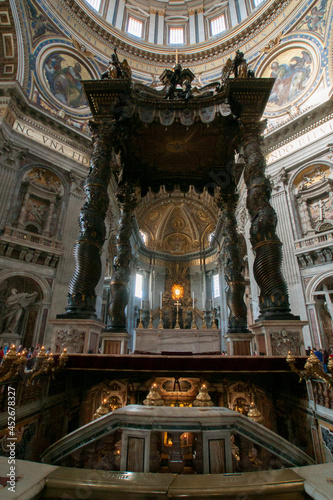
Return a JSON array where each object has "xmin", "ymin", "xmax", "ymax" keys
[{"xmin": 133, "ymin": 328, "xmax": 221, "ymax": 355}]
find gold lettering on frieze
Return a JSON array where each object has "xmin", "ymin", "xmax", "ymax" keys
[
  {"xmin": 267, "ymin": 118, "xmax": 333, "ymax": 165},
  {"xmin": 13, "ymin": 119, "xmax": 90, "ymax": 165}
]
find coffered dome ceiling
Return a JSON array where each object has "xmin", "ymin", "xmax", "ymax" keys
[{"xmin": 136, "ymin": 188, "xmax": 218, "ymax": 255}]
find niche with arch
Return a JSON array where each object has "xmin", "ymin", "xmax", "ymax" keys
[
  {"xmin": 15, "ymin": 167, "xmax": 65, "ymax": 238},
  {"xmin": 293, "ymin": 164, "xmax": 333, "ymax": 237}
]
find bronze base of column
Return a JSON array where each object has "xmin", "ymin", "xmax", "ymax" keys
[
  {"xmin": 57, "ymin": 293, "xmax": 97, "ymax": 319},
  {"xmin": 103, "ymin": 325, "xmax": 128, "ymax": 333},
  {"xmin": 257, "ymin": 312, "xmax": 300, "ymax": 322}
]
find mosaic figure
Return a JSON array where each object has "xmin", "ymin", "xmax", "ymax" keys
[
  {"xmin": 43, "ymin": 54, "xmax": 89, "ymax": 109},
  {"xmin": 267, "ymin": 50, "xmax": 313, "ymax": 107},
  {"xmin": 304, "ymin": 1, "xmax": 327, "ymax": 34}
]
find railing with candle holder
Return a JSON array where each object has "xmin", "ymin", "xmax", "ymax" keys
[
  {"xmin": 0, "ymin": 345, "xmax": 69, "ymax": 384},
  {"xmin": 286, "ymin": 350, "xmax": 333, "ymax": 388}
]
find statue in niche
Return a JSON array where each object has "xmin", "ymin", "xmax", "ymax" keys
[{"xmin": 2, "ymin": 288, "xmax": 38, "ymax": 333}]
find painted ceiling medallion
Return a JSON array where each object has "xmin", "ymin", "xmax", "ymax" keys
[
  {"xmin": 40, "ymin": 51, "xmax": 94, "ymax": 112},
  {"xmin": 260, "ymin": 44, "xmax": 318, "ymax": 112}
]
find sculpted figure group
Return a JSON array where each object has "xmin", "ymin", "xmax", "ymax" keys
[{"xmin": 101, "ymin": 49, "xmax": 254, "ymax": 101}]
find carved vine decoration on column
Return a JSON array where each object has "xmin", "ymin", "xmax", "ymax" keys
[
  {"xmin": 108, "ymin": 183, "xmax": 137, "ymax": 329},
  {"xmin": 65, "ymin": 120, "xmax": 115, "ymax": 316},
  {"xmin": 240, "ymin": 121, "xmax": 293, "ymax": 320},
  {"xmin": 216, "ymin": 189, "xmax": 248, "ymax": 332}
]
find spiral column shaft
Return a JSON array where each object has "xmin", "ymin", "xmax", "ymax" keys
[
  {"xmin": 106, "ymin": 183, "xmax": 137, "ymax": 330},
  {"xmin": 216, "ymin": 191, "xmax": 248, "ymax": 333},
  {"xmin": 62, "ymin": 121, "xmax": 113, "ymax": 318},
  {"xmin": 241, "ymin": 121, "xmax": 293, "ymax": 320}
]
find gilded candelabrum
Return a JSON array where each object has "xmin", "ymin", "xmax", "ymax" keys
[
  {"xmin": 148, "ymin": 310, "xmax": 153, "ymax": 329},
  {"xmin": 0, "ymin": 346, "xmax": 68, "ymax": 384},
  {"xmin": 158, "ymin": 308, "xmax": 164, "ymax": 329},
  {"xmin": 192, "ymin": 384, "xmax": 214, "ymax": 407},
  {"xmin": 174, "ymin": 300, "xmax": 181, "ymax": 330},
  {"xmin": 93, "ymin": 398, "xmax": 111, "ymax": 419},
  {"xmin": 0, "ymin": 345, "xmax": 27, "ymax": 383},
  {"xmin": 137, "ymin": 309, "xmax": 144, "ymax": 329},
  {"xmin": 191, "ymin": 307, "xmax": 198, "ymax": 329},
  {"xmin": 287, "ymin": 351, "xmax": 333, "ymax": 388},
  {"xmin": 202, "ymin": 311, "xmax": 207, "ymax": 329},
  {"xmin": 143, "ymin": 383, "xmax": 164, "ymax": 406},
  {"xmin": 211, "ymin": 308, "xmax": 218, "ymax": 329}
]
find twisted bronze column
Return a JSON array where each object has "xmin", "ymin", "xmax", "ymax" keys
[
  {"xmin": 60, "ymin": 121, "xmax": 113, "ymax": 318},
  {"xmin": 240, "ymin": 121, "xmax": 293, "ymax": 320},
  {"xmin": 106, "ymin": 183, "xmax": 137, "ymax": 330},
  {"xmin": 216, "ymin": 190, "xmax": 249, "ymax": 333}
]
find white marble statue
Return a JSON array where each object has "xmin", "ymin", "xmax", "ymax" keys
[{"xmin": 2, "ymin": 288, "xmax": 38, "ymax": 333}]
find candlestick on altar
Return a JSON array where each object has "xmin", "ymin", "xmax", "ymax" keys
[
  {"xmin": 212, "ymin": 308, "xmax": 218, "ymax": 329},
  {"xmin": 191, "ymin": 309, "xmax": 198, "ymax": 329},
  {"xmin": 174, "ymin": 300, "xmax": 181, "ymax": 329},
  {"xmin": 160, "ymin": 291, "xmax": 162, "ymax": 309},
  {"xmin": 176, "ymin": 49, "xmax": 179, "ymax": 64},
  {"xmin": 202, "ymin": 310, "xmax": 207, "ymax": 329},
  {"xmin": 138, "ymin": 309, "xmax": 144, "ymax": 329},
  {"xmin": 192, "ymin": 292, "xmax": 195, "ymax": 309},
  {"xmin": 158, "ymin": 308, "xmax": 164, "ymax": 329},
  {"xmin": 148, "ymin": 310, "xmax": 153, "ymax": 329}
]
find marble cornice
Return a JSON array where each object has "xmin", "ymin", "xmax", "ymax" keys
[
  {"xmin": 263, "ymin": 98, "xmax": 333, "ymax": 154},
  {"xmin": 59, "ymin": 0, "xmax": 291, "ymax": 67}
]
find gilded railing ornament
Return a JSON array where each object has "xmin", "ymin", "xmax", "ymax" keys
[
  {"xmin": 0, "ymin": 346, "xmax": 26, "ymax": 383},
  {"xmin": 93, "ymin": 398, "xmax": 111, "ymax": 419},
  {"xmin": 192, "ymin": 384, "xmax": 214, "ymax": 407},
  {"xmin": 0, "ymin": 346, "xmax": 69, "ymax": 384},
  {"xmin": 143, "ymin": 383, "xmax": 164, "ymax": 406},
  {"xmin": 286, "ymin": 351, "xmax": 333, "ymax": 388},
  {"xmin": 247, "ymin": 402, "xmax": 264, "ymax": 424},
  {"xmin": 28, "ymin": 346, "xmax": 54, "ymax": 385}
]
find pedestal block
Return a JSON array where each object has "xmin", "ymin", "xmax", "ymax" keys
[
  {"xmin": 250, "ymin": 320, "xmax": 308, "ymax": 356},
  {"xmin": 225, "ymin": 332, "xmax": 255, "ymax": 356},
  {"xmin": 50, "ymin": 318, "xmax": 105, "ymax": 354},
  {"xmin": 100, "ymin": 330, "xmax": 130, "ymax": 354}
]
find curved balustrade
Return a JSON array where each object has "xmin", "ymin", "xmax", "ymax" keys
[{"xmin": 41, "ymin": 405, "xmax": 314, "ymax": 473}]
